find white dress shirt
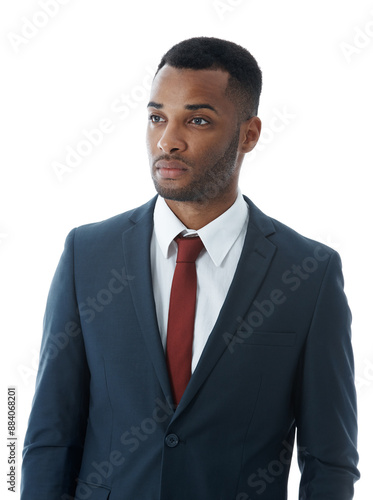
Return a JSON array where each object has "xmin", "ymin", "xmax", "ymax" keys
[{"xmin": 150, "ymin": 192, "xmax": 249, "ymax": 372}]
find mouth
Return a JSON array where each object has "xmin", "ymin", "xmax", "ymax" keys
[{"xmin": 155, "ymin": 159, "xmax": 188, "ymax": 180}]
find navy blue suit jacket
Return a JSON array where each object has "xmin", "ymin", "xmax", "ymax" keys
[{"xmin": 21, "ymin": 196, "xmax": 359, "ymax": 499}]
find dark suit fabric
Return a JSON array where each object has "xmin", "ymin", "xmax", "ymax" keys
[{"xmin": 21, "ymin": 196, "xmax": 359, "ymax": 499}]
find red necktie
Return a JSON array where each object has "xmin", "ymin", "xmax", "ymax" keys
[{"xmin": 166, "ymin": 235, "xmax": 204, "ymax": 406}]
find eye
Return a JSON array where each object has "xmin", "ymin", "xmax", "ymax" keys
[
  {"xmin": 149, "ymin": 114, "xmax": 165, "ymax": 123},
  {"xmin": 190, "ymin": 117, "xmax": 209, "ymax": 126}
]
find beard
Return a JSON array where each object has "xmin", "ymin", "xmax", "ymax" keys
[{"xmin": 150, "ymin": 128, "xmax": 241, "ymax": 203}]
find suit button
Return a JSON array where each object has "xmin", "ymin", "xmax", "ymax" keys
[{"xmin": 165, "ymin": 433, "xmax": 179, "ymax": 448}]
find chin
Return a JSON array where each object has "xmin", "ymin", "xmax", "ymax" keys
[{"xmin": 153, "ymin": 183, "xmax": 197, "ymax": 202}]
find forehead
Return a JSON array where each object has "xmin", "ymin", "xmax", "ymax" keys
[{"xmin": 149, "ymin": 65, "xmax": 233, "ymax": 111}]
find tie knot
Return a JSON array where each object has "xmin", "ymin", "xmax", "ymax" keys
[{"xmin": 175, "ymin": 235, "xmax": 204, "ymax": 263}]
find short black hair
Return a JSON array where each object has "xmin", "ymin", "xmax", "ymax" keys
[{"xmin": 156, "ymin": 37, "xmax": 262, "ymax": 121}]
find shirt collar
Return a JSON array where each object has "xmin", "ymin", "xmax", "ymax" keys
[{"xmin": 153, "ymin": 190, "xmax": 249, "ymax": 267}]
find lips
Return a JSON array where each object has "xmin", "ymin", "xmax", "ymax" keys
[{"xmin": 155, "ymin": 159, "xmax": 188, "ymax": 179}]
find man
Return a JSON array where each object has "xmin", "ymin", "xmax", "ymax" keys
[{"xmin": 21, "ymin": 37, "xmax": 359, "ymax": 499}]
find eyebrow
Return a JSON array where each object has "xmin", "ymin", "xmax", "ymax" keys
[
  {"xmin": 147, "ymin": 101, "xmax": 163, "ymax": 109},
  {"xmin": 147, "ymin": 102, "xmax": 219, "ymax": 115}
]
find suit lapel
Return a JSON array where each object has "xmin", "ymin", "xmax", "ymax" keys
[
  {"xmin": 121, "ymin": 197, "xmax": 173, "ymax": 403},
  {"xmin": 175, "ymin": 199, "xmax": 277, "ymax": 415},
  {"xmin": 121, "ymin": 196, "xmax": 278, "ymax": 415}
]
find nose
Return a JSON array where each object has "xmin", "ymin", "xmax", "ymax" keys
[{"xmin": 157, "ymin": 123, "xmax": 187, "ymax": 154}]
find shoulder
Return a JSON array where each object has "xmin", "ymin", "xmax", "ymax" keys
[
  {"xmin": 68, "ymin": 196, "xmax": 157, "ymax": 244},
  {"xmin": 58, "ymin": 197, "xmax": 157, "ymax": 267},
  {"xmin": 244, "ymin": 195, "xmax": 337, "ymax": 264}
]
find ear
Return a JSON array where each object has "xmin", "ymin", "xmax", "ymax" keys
[{"xmin": 238, "ymin": 116, "xmax": 262, "ymax": 153}]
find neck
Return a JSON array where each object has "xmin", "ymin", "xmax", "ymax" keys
[{"xmin": 164, "ymin": 188, "xmax": 239, "ymax": 230}]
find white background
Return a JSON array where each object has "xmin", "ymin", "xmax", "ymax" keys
[{"xmin": 1, "ymin": 0, "xmax": 372, "ymax": 498}]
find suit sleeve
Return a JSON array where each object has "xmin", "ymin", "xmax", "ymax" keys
[
  {"xmin": 21, "ymin": 229, "xmax": 90, "ymax": 500},
  {"xmin": 295, "ymin": 250, "xmax": 360, "ymax": 499}
]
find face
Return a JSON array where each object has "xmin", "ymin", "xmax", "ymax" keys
[{"xmin": 146, "ymin": 65, "xmax": 249, "ymax": 203}]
